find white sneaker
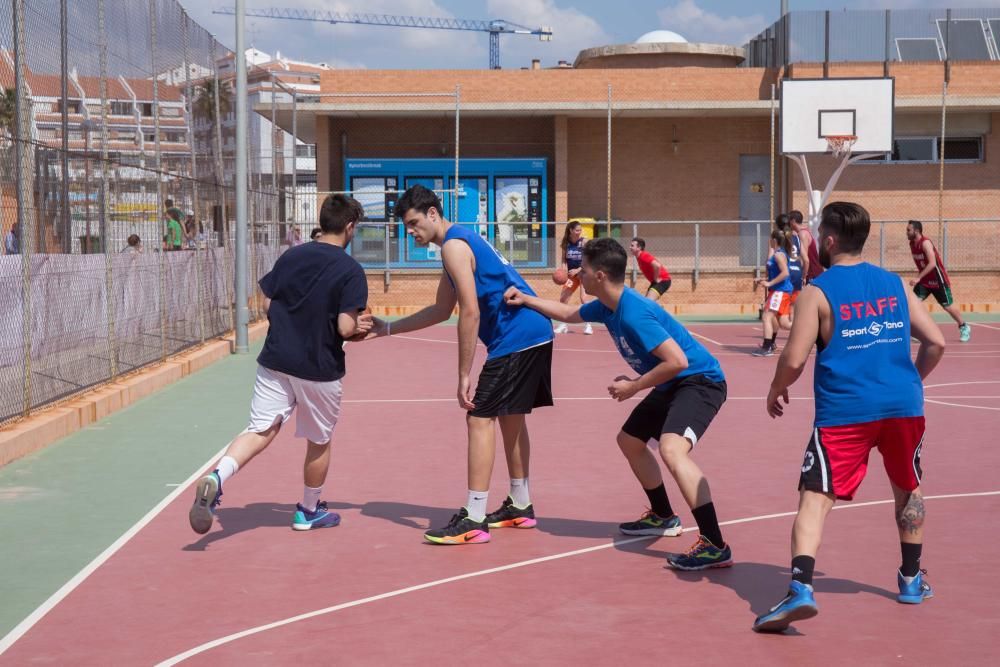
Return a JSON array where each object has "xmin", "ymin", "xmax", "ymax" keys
[
  {"xmin": 583, "ymin": 323, "xmax": 594, "ymax": 335},
  {"xmin": 554, "ymin": 323, "xmax": 569, "ymax": 334}
]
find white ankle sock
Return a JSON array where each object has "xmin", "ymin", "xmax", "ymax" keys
[
  {"xmin": 509, "ymin": 478, "xmax": 531, "ymax": 508},
  {"xmin": 216, "ymin": 456, "xmax": 239, "ymax": 484},
  {"xmin": 465, "ymin": 490, "xmax": 488, "ymax": 522},
  {"xmin": 302, "ymin": 486, "xmax": 323, "ymax": 512}
]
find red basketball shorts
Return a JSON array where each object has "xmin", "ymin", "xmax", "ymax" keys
[{"xmin": 798, "ymin": 417, "xmax": 925, "ymax": 501}]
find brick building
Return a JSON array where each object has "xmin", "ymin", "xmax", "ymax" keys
[{"xmin": 265, "ymin": 28, "xmax": 1000, "ymax": 313}]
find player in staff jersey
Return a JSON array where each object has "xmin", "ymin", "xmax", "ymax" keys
[{"xmin": 753, "ymin": 202, "xmax": 945, "ymax": 633}]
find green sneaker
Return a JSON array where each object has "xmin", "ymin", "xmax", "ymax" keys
[
  {"xmin": 618, "ymin": 509, "xmax": 682, "ymax": 536},
  {"xmin": 959, "ymin": 323, "xmax": 971, "ymax": 343}
]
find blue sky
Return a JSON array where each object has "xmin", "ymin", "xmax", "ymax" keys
[{"xmin": 182, "ymin": 1, "xmax": 1000, "ymax": 69}]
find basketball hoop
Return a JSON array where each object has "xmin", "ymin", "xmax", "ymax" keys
[{"xmin": 826, "ymin": 135, "xmax": 858, "ymax": 159}]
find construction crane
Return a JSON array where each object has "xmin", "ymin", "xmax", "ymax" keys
[{"xmin": 213, "ymin": 7, "xmax": 553, "ymax": 70}]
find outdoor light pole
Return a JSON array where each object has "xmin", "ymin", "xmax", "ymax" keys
[{"xmin": 234, "ymin": 0, "xmax": 249, "ymax": 353}]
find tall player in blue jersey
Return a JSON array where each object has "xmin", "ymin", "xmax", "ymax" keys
[
  {"xmin": 369, "ymin": 185, "xmax": 554, "ymax": 545},
  {"xmin": 505, "ymin": 238, "xmax": 733, "ymax": 570},
  {"xmin": 753, "ymin": 202, "xmax": 946, "ymax": 633}
]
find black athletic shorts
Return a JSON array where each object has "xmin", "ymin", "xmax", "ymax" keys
[
  {"xmin": 621, "ymin": 374, "xmax": 727, "ymax": 446},
  {"xmin": 649, "ymin": 279, "xmax": 672, "ymax": 296},
  {"xmin": 469, "ymin": 342, "xmax": 553, "ymax": 418},
  {"xmin": 914, "ymin": 283, "xmax": 954, "ymax": 308}
]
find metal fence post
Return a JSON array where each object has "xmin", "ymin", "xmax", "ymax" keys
[
  {"xmin": 182, "ymin": 12, "xmax": 205, "ymax": 344},
  {"xmin": 291, "ymin": 90, "xmax": 298, "ymax": 230},
  {"xmin": 630, "ymin": 223, "xmax": 638, "ymax": 287},
  {"xmin": 210, "ymin": 38, "xmax": 235, "ymax": 335},
  {"xmin": 606, "ymin": 84, "xmax": 612, "ymax": 235},
  {"xmin": 454, "ymin": 84, "xmax": 460, "ymax": 221},
  {"xmin": 150, "ymin": 0, "xmax": 167, "ymax": 362},
  {"xmin": 98, "ymin": 0, "xmax": 118, "ymax": 378},
  {"xmin": 879, "ymin": 221, "xmax": 885, "ymax": 267},
  {"xmin": 694, "ymin": 223, "xmax": 700, "ymax": 286},
  {"xmin": 754, "ymin": 222, "xmax": 762, "ymax": 280},
  {"xmin": 942, "ymin": 220, "xmax": 948, "ymax": 266},
  {"xmin": 235, "ymin": 0, "xmax": 250, "ymax": 352},
  {"xmin": 59, "ymin": 0, "xmax": 70, "ymax": 253},
  {"xmin": 13, "ymin": 0, "xmax": 33, "ymax": 417}
]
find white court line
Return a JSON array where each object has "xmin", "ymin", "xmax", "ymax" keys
[
  {"xmin": 970, "ymin": 322, "xmax": 1000, "ymax": 332},
  {"xmin": 155, "ymin": 490, "xmax": 1000, "ymax": 666},
  {"xmin": 926, "ymin": 399, "xmax": 1000, "ymax": 411},
  {"xmin": 689, "ymin": 331, "xmax": 725, "ymax": 346},
  {"xmin": 0, "ymin": 443, "xmax": 230, "ymax": 657}
]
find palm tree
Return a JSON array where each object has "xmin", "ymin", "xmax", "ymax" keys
[
  {"xmin": 192, "ymin": 78, "xmax": 233, "ymax": 188},
  {"xmin": 0, "ymin": 88, "xmax": 18, "ymax": 182}
]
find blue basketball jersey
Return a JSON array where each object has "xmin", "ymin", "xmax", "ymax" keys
[
  {"xmin": 767, "ymin": 249, "xmax": 794, "ymax": 293},
  {"xmin": 443, "ymin": 224, "xmax": 553, "ymax": 359},
  {"xmin": 579, "ymin": 288, "xmax": 724, "ymax": 390},
  {"xmin": 565, "ymin": 238, "xmax": 585, "ymax": 270},
  {"xmin": 788, "ymin": 237, "xmax": 804, "ymax": 290},
  {"xmin": 811, "ymin": 263, "xmax": 923, "ymax": 427}
]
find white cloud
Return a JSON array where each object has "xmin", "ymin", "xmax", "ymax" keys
[
  {"xmin": 656, "ymin": 0, "xmax": 768, "ymax": 47},
  {"xmin": 182, "ymin": 0, "xmax": 484, "ymax": 68},
  {"xmin": 487, "ymin": 0, "xmax": 612, "ymax": 68}
]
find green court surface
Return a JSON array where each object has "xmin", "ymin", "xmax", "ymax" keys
[{"xmin": 0, "ymin": 341, "xmax": 264, "ymax": 638}]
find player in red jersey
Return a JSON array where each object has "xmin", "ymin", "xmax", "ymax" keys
[
  {"xmin": 629, "ymin": 238, "xmax": 672, "ymax": 302},
  {"xmin": 906, "ymin": 220, "xmax": 970, "ymax": 342}
]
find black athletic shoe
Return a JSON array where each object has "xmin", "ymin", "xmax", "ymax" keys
[
  {"xmin": 486, "ymin": 496, "xmax": 537, "ymax": 529},
  {"xmin": 752, "ymin": 344, "xmax": 775, "ymax": 357},
  {"xmin": 424, "ymin": 507, "xmax": 491, "ymax": 545}
]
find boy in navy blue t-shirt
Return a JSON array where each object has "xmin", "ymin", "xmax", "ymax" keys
[
  {"xmin": 188, "ymin": 194, "xmax": 372, "ymax": 535},
  {"xmin": 505, "ymin": 238, "xmax": 733, "ymax": 570}
]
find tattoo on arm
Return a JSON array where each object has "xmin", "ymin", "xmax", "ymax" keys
[{"xmin": 895, "ymin": 491, "xmax": 926, "ymax": 535}]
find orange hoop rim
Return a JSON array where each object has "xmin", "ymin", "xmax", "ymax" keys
[{"xmin": 825, "ymin": 134, "xmax": 858, "ymax": 157}]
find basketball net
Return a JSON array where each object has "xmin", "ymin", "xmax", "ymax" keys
[{"xmin": 826, "ymin": 135, "xmax": 857, "ymax": 159}]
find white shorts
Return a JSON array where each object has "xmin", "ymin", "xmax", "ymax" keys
[{"xmin": 248, "ymin": 365, "xmax": 343, "ymax": 444}]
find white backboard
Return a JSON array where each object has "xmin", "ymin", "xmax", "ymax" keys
[{"xmin": 780, "ymin": 78, "xmax": 894, "ymax": 155}]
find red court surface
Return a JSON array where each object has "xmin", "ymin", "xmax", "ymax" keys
[{"xmin": 3, "ymin": 321, "xmax": 1000, "ymax": 665}]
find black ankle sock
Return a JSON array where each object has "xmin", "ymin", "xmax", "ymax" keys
[
  {"xmin": 692, "ymin": 502, "xmax": 724, "ymax": 548},
  {"xmin": 643, "ymin": 483, "xmax": 673, "ymax": 518},
  {"xmin": 768, "ymin": 333, "xmax": 778, "ymax": 346},
  {"xmin": 791, "ymin": 555, "xmax": 815, "ymax": 586},
  {"xmin": 900, "ymin": 542, "xmax": 922, "ymax": 577}
]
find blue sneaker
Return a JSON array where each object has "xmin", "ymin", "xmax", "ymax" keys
[
  {"xmin": 753, "ymin": 581, "xmax": 818, "ymax": 633},
  {"xmin": 292, "ymin": 500, "xmax": 341, "ymax": 531},
  {"xmin": 619, "ymin": 510, "xmax": 682, "ymax": 537},
  {"xmin": 189, "ymin": 471, "xmax": 222, "ymax": 535},
  {"xmin": 897, "ymin": 569, "xmax": 934, "ymax": 604}
]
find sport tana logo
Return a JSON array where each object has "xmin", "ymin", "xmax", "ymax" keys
[{"xmin": 841, "ymin": 320, "xmax": 903, "ymax": 338}]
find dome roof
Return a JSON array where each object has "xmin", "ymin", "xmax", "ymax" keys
[{"xmin": 635, "ymin": 30, "xmax": 688, "ymax": 44}]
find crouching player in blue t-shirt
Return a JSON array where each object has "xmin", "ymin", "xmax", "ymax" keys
[
  {"xmin": 504, "ymin": 238, "xmax": 732, "ymax": 570},
  {"xmin": 188, "ymin": 194, "xmax": 373, "ymax": 535}
]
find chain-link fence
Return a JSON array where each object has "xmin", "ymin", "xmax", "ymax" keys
[{"xmin": 0, "ymin": 0, "xmax": 296, "ymax": 425}]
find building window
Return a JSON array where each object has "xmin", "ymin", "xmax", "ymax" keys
[
  {"xmin": 295, "ymin": 144, "xmax": 316, "ymax": 158},
  {"xmin": 165, "ymin": 132, "xmax": 184, "ymax": 143},
  {"xmin": 58, "ymin": 99, "xmax": 82, "ymax": 114},
  {"xmin": 861, "ymin": 136, "xmax": 983, "ymax": 163},
  {"xmin": 110, "ymin": 101, "xmax": 133, "ymax": 115},
  {"xmin": 140, "ymin": 102, "xmax": 154, "ymax": 117}
]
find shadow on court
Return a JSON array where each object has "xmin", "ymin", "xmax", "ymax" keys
[
  {"xmin": 615, "ymin": 536, "xmax": 895, "ymax": 617},
  {"xmin": 182, "ymin": 502, "xmax": 294, "ymax": 551}
]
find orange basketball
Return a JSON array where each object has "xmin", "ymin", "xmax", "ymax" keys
[{"xmin": 552, "ymin": 267, "xmax": 569, "ymax": 285}]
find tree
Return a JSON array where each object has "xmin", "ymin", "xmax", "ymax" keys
[
  {"xmin": 192, "ymin": 78, "xmax": 233, "ymax": 187},
  {"xmin": 0, "ymin": 88, "xmax": 18, "ymax": 182}
]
